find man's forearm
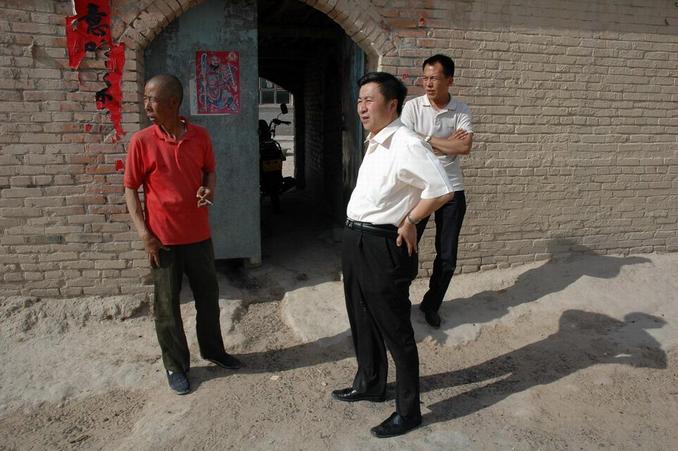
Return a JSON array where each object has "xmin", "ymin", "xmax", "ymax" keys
[
  {"xmin": 429, "ymin": 135, "xmax": 472, "ymax": 156},
  {"xmin": 406, "ymin": 192, "xmax": 454, "ymax": 224},
  {"xmin": 204, "ymin": 171, "xmax": 216, "ymax": 197},
  {"xmin": 124, "ymin": 187, "xmax": 150, "ymax": 240}
]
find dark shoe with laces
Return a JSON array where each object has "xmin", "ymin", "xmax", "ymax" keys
[
  {"xmin": 205, "ymin": 353, "xmax": 242, "ymax": 370},
  {"xmin": 420, "ymin": 306, "xmax": 441, "ymax": 328},
  {"xmin": 331, "ymin": 387, "xmax": 385, "ymax": 403},
  {"xmin": 166, "ymin": 370, "xmax": 190, "ymax": 395},
  {"xmin": 370, "ymin": 412, "xmax": 422, "ymax": 438}
]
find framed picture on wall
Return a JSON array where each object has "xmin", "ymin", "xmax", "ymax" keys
[{"xmin": 190, "ymin": 50, "xmax": 240, "ymax": 115}]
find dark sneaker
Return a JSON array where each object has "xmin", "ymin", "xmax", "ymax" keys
[
  {"xmin": 166, "ymin": 370, "xmax": 190, "ymax": 395},
  {"xmin": 205, "ymin": 353, "xmax": 242, "ymax": 370}
]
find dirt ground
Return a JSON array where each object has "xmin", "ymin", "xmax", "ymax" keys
[{"xmin": 1, "ymin": 190, "xmax": 677, "ymax": 451}]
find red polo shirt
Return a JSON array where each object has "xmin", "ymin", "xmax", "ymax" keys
[{"xmin": 124, "ymin": 120, "xmax": 216, "ymax": 245}]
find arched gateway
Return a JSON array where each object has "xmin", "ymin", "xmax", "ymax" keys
[{"xmin": 113, "ymin": 0, "xmax": 394, "ymax": 262}]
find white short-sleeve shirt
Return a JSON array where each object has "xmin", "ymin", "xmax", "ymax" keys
[
  {"xmin": 400, "ymin": 94, "xmax": 473, "ymax": 191},
  {"xmin": 346, "ymin": 118, "xmax": 453, "ymax": 226}
]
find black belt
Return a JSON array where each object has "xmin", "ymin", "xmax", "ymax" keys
[{"xmin": 345, "ymin": 219, "xmax": 398, "ymax": 237}]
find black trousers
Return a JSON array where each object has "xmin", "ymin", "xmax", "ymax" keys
[
  {"xmin": 416, "ymin": 191, "xmax": 466, "ymax": 313},
  {"xmin": 342, "ymin": 226, "xmax": 421, "ymax": 419},
  {"xmin": 152, "ymin": 239, "xmax": 227, "ymax": 373}
]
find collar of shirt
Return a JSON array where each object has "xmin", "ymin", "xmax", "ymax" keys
[
  {"xmin": 152, "ymin": 116, "xmax": 194, "ymax": 143},
  {"xmin": 422, "ymin": 94, "xmax": 457, "ymax": 112},
  {"xmin": 365, "ymin": 118, "xmax": 403, "ymax": 153}
]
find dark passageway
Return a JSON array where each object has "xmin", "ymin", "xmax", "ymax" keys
[{"xmin": 257, "ymin": 0, "xmax": 366, "ymax": 262}]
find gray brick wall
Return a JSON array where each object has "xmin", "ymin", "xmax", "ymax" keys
[{"xmin": 1, "ymin": 0, "xmax": 676, "ymax": 297}]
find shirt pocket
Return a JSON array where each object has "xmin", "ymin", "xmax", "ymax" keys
[{"xmin": 436, "ymin": 116, "xmax": 458, "ymax": 134}]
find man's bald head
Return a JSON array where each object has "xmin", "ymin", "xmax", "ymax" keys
[{"xmin": 146, "ymin": 74, "xmax": 183, "ymax": 106}]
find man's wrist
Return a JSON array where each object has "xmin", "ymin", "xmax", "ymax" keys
[
  {"xmin": 140, "ymin": 230, "xmax": 155, "ymax": 243},
  {"xmin": 406, "ymin": 213, "xmax": 420, "ymax": 225}
]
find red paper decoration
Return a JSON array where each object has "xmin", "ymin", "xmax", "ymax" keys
[
  {"xmin": 65, "ymin": 0, "xmax": 125, "ymax": 140},
  {"xmin": 95, "ymin": 43, "xmax": 126, "ymax": 141},
  {"xmin": 65, "ymin": 0, "xmax": 112, "ymax": 69}
]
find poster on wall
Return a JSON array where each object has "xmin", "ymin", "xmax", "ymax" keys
[{"xmin": 190, "ymin": 50, "xmax": 240, "ymax": 115}]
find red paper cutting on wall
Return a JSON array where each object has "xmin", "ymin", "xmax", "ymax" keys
[
  {"xmin": 96, "ymin": 43, "xmax": 126, "ymax": 141},
  {"xmin": 65, "ymin": 0, "xmax": 112, "ymax": 69},
  {"xmin": 65, "ymin": 0, "xmax": 125, "ymax": 140}
]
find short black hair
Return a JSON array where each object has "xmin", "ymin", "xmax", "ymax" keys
[
  {"xmin": 147, "ymin": 73, "xmax": 184, "ymax": 105},
  {"xmin": 357, "ymin": 72, "xmax": 407, "ymax": 115},
  {"xmin": 422, "ymin": 54, "xmax": 455, "ymax": 78}
]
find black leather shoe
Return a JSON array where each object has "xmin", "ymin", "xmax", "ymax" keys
[
  {"xmin": 420, "ymin": 307, "xmax": 441, "ymax": 328},
  {"xmin": 370, "ymin": 412, "xmax": 422, "ymax": 438},
  {"xmin": 205, "ymin": 353, "xmax": 242, "ymax": 370},
  {"xmin": 331, "ymin": 387, "xmax": 385, "ymax": 403}
]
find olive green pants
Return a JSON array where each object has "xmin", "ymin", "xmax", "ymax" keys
[{"xmin": 152, "ymin": 239, "xmax": 225, "ymax": 373}]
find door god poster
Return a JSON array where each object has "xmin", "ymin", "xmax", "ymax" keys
[{"xmin": 193, "ymin": 50, "xmax": 240, "ymax": 115}]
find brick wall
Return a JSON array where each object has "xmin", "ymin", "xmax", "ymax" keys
[
  {"xmin": 0, "ymin": 0, "xmax": 150, "ymax": 298},
  {"xmin": 1, "ymin": 0, "xmax": 677, "ymax": 298},
  {"xmin": 303, "ymin": 62, "xmax": 325, "ymax": 206},
  {"xmin": 378, "ymin": 0, "xmax": 678, "ymax": 274}
]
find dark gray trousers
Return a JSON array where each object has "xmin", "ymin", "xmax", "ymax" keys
[
  {"xmin": 152, "ymin": 239, "xmax": 226, "ymax": 373},
  {"xmin": 417, "ymin": 191, "xmax": 467, "ymax": 313}
]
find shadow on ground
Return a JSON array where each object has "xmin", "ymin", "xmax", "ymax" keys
[
  {"xmin": 425, "ymin": 245, "xmax": 651, "ymax": 344},
  {"xmin": 421, "ymin": 309, "xmax": 667, "ymax": 425},
  {"xmin": 187, "ymin": 308, "xmax": 667, "ymax": 423},
  {"xmin": 183, "ymin": 202, "xmax": 664, "ymax": 419}
]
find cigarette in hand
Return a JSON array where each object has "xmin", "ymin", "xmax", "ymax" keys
[{"xmin": 196, "ymin": 192, "xmax": 212, "ymax": 206}]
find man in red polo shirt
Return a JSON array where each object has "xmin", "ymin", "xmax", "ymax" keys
[{"xmin": 124, "ymin": 74, "xmax": 240, "ymax": 395}]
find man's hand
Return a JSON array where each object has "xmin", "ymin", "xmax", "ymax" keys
[
  {"xmin": 448, "ymin": 128, "xmax": 469, "ymax": 143},
  {"xmin": 142, "ymin": 233, "xmax": 168, "ymax": 268},
  {"xmin": 196, "ymin": 186, "xmax": 212, "ymax": 207},
  {"xmin": 396, "ymin": 221, "xmax": 417, "ymax": 256},
  {"xmin": 428, "ymin": 128, "xmax": 472, "ymax": 156}
]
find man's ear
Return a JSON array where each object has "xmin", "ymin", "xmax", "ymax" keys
[
  {"xmin": 388, "ymin": 98, "xmax": 399, "ymax": 114},
  {"xmin": 170, "ymin": 96, "xmax": 181, "ymax": 111}
]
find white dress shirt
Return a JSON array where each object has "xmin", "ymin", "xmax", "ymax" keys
[
  {"xmin": 346, "ymin": 118, "xmax": 453, "ymax": 226},
  {"xmin": 400, "ymin": 94, "xmax": 473, "ymax": 191}
]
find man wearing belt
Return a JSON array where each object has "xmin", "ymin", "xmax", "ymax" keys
[
  {"xmin": 331, "ymin": 72, "xmax": 453, "ymax": 438},
  {"xmin": 401, "ymin": 54, "xmax": 473, "ymax": 328}
]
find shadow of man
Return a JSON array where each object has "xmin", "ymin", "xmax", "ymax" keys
[
  {"xmin": 420, "ymin": 310, "xmax": 667, "ymax": 425},
  {"xmin": 426, "ymin": 242, "xmax": 651, "ymax": 344},
  {"xmin": 187, "ymin": 332, "xmax": 354, "ymax": 389},
  {"xmin": 188, "ymin": 242, "xmax": 656, "ymax": 388}
]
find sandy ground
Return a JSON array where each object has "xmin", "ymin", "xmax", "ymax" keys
[{"xmin": 1, "ymin": 189, "xmax": 677, "ymax": 450}]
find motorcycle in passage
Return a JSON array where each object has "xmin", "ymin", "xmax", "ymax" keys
[{"xmin": 259, "ymin": 103, "xmax": 294, "ymax": 212}]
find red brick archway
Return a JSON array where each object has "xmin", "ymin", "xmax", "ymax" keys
[
  {"xmin": 112, "ymin": 0, "xmax": 397, "ymax": 64},
  {"xmin": 110, "ymin": 0, "xmax": 398, "ymax": 136}
]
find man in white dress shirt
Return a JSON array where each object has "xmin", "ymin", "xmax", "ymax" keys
[
  {"xmin": 331, "ymin": 72, "xmax": 453, "ymax": 438},
  {"xmin": 401, "ymin": 54, "xmax": 473, "ymax": 329}
]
